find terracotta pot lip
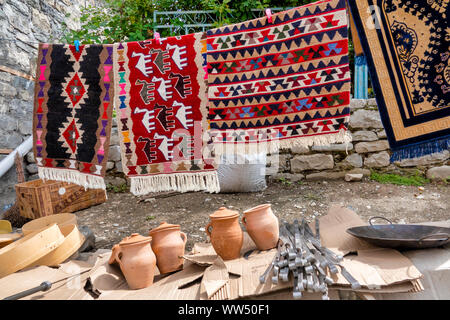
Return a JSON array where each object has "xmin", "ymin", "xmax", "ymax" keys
[
  {"xmin": 119, "ymin": 239, "xmax": 151, "ymax": 247},
  {"xmin": 149, "ymin": 225, "xmax": 180, "ymax": 235},
  {"xmin": 210, "ymin": 207, "xmax": 240, "ymax": 220},
  {"xmin": 119, "ymin": 233, "xmax": 152, "ymax": 246},
  {"xmin": 209, "ymin": 214, "xmax": 239, "ymax": 220},
  {"xmin": 243, "ymin": 203, "xmax": 272, "ymax": 214}
]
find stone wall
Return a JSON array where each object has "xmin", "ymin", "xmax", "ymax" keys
[
  {"xmin": 0, "ymin": 0, "xmax": 95, "ymax": 210},
  {"xmin": 267, "ymin": 99, "xmax": 450, "ymax": 182}
]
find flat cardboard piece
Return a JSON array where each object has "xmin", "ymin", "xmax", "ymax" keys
[
  {"xmin": 102, "ymin": 260, "xmax": 204, "ymax": 300},
  {"xmin": 0, "ymin": 248, "xmax": 204, "ymax": 300},
  {"xmin": 201, "ymin": 257, "xmax": 229, "ymax": 298},
  {"xmin": 318, "ymin": 205, "xmax": 376, "ymax": 255},
  {"xmin": 0, "ymin": 265, "xmax": 77, "ymax": 300},
  {"xmin": 330, "ymin": 248, "xmax": 422, "ymax": 288},
  {"xmin": 0, "ymin": 250, "xmax": 110, "ymax": 300},
  {"xmin": 316, "ymin": 205, "xmax": 422, "ymax": 288},
  {"xmin": 247, "ymin": 288, "xmax": 340, "ymax": 300},
  {"xmin": 365, "ymin": 221, "xmax": 450, "ymax": 300},
  {"xmin": 335, "ymin": 279, "xmax": 423, "ymax": 293}
]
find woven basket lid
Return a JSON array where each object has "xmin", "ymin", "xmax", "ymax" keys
[
  {"xmin": 119, "ymin": 233, "xmax": 151, "ymax": 246},
  {"xmin": 149, "ymin": 222, "xmax": 180, "ymax": 235},
  {"xmin": 210, "ymin": 207, "xmax": 239, "ymax": 220},
  {"xmin": 0, "ymin": 223, "xmax": 65, "ymax": 278},
  {"xmin": 22, "ymin": 213, "xmax": 77, "ymax": 236},
  {"xmin": 0, "ymin": 233, "xmax": 22, "ymax": 249},
  {"xmin": 28, "ymin": 224, "xmax": 85, "ymax": 268}
]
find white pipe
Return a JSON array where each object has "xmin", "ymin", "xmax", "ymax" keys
[{"xmin": 0, "ymin": 136, "xmax": 33, "ymax": 179}]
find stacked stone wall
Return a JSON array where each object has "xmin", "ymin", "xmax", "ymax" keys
[
  {"xmin": 0, "ymin": 0, "xmax": 96, "ymax": 209},
  {"xmin": 267, "ymin": 99, "xmax": 449, "ymax": 182}
]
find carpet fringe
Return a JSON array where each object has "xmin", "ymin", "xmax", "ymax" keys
[
  {"xmin": 391, "ymin": 136, "xmax": 450, "ymax": 162},
  {"xmin": 38, "ymin": 167, "xmax": 106, "ymax": 190},
  {"xmin": 211, "ymin": 129, "xmax": 352, "ymax": 157},
  {"xmin": 130, "ymin": 171, "xmax": 220, "ymax": 196}
]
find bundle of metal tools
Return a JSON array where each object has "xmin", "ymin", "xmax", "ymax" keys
[{"xmin": 259, "ymin": 219, "xmax": 361, "ymax": 300}]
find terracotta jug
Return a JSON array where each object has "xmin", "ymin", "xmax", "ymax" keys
[
  {"xmin": 205, "ymin": 207, "xmax": 243, "ymax": 260},
  {"xmin": 109, "ymin": 233, "xmax": 156, "ymax": 290},
  {"xmin": 242, "ymin": 204, "xmax": 279, "ymax": 250},
  {"xmin": 149, "ymin": 222, "xmax": 187, "ymax": 274}
]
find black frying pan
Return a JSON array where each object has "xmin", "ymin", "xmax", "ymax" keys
[{"xmin": 346, "ymin": 217, "xmax": 450, "ymax": 250}]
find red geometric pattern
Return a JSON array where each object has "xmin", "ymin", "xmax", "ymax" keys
[
  {"xmin": 114, "ymin": 32, "xmax": 215, "ymax": 179},
  {"xmin": 62, "ymin": 119, "xmax": 80, "ymax": 153},
  {"xmin": 65, "ymin": 73, "xmax": 86, "ymax": 106},
  {"xmin": 207, "ymin": 0, "xmax": 351, "ymax": 149}
]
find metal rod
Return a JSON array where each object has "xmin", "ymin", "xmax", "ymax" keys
[{"xmin": 3, "ymin": 281, "xmax": 52, "ymax": 300}]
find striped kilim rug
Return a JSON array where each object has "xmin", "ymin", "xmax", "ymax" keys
[
  {"xmin": 348, "ymin": 0, "xmax": 450, "ymax": 161},
  {"xmin": 206, "ymin": 0, "xmax": 351, "ymax": 156},
  {"xmin": 113, "ymin": 33, "xmax": 219, "ymax": 195},
  {"xmin": 33, "ymin": 43, "xmax": 114, "ymax": 190}
]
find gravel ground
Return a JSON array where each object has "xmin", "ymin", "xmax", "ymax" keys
[{"xmin": 75, "ymin": 180, "xmax": 450, "ymax": 252}]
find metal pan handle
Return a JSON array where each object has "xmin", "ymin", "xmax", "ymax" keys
[
  {"xmin": 369, "ymin": 216, "xmax": 393, "ymax": 226},
  {"xmin": 418, "ymin": 233, "xmax": 449, "ymax": 242}
]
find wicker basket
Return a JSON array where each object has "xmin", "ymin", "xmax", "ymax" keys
[{"xmin": 15, "ymin": 179, "xmax": 106, "ymax": 219}]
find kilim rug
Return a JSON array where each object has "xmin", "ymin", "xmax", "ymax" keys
[
  {"xmin": 33, "ymin": 43, "xmax": 115, "ymax": 190},
  {"xmin": 348, "ymin": 0, "xmax": 450, "ymax": 161},
  {"xmin": 113, "ymin": 33, "xmax": 219, "ymax": 195},
  {"xmin": 206, "ymin": 0, "xmax": 352, "ymax": 156}
]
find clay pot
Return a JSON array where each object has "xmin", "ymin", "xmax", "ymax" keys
[
  {"xmin": 109, "ymin": 233, "xmax": 156, "ymax": 290},
  {"xmin": 243, "ymin": 204, "xmax": 279, "ymax": 250},
  {"xmin": 206, "ymin": 207, "xmax": 243, "ymax": 260},
  {"xmin": 149, "ymin": 222, "xmax": 187, "ymax": 274}
]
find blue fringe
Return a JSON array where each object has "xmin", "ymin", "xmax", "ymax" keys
[{"xmin": 390, "ymin": 136, "xmax": 450, "ymax": 162}]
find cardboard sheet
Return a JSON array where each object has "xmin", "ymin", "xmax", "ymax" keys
[
  {"xmin": 362, "ymin": 221, "xmax": 450, "ymax": 300},
  {"xmin": 318, "ymin": 205, "xmax": 376, "ymax": 255},
  {"xmin": 0, "ymin": 250, "xmax": 111, "ymax": 300},
  {"xmin": 331, "ymin": 248, "xmax": 422, "ymax": 288},
  {"xmin": 102, "ymin": 261, "xmax": 205, "ymax": 300},
  {"xmin": 201, "ymin": 257, "xmax": 229, "ymax": 299}
]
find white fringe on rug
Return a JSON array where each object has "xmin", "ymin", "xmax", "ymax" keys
[
  {"xmin": 130, "ymin": 171, "xmax": 220, "ymax": 196},
  {"xmin": 38, "ymin": 167, "xmax": 106, "ymax": 190},
  {"xmin": 212, "ymin": 129, "xmax": 353, "ymax": 157}
]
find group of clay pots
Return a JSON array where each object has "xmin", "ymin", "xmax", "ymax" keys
[
  {"xmin": 206, "ymin": 204, "xmax": 279, "ymax": 260},
  {"xmin": 109, "ymin": 222, "xmax": 187, "ymax": 290},
  {"xmin": 109, "ymin": 203, "xmax": 279, "ymax": 290}
]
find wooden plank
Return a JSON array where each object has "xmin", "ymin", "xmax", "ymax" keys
[
  {"xmin": 0, "ymin": 149, "xmax": 13, "ymax": 155},
  {"xmin": 0, "ymin": 65, "xmax": 34, "ymax": 81}
]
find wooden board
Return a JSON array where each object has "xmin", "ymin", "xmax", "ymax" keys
[{"xmin": 0, "ymin": 149, "xmax": 13, "ymax": 155}]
